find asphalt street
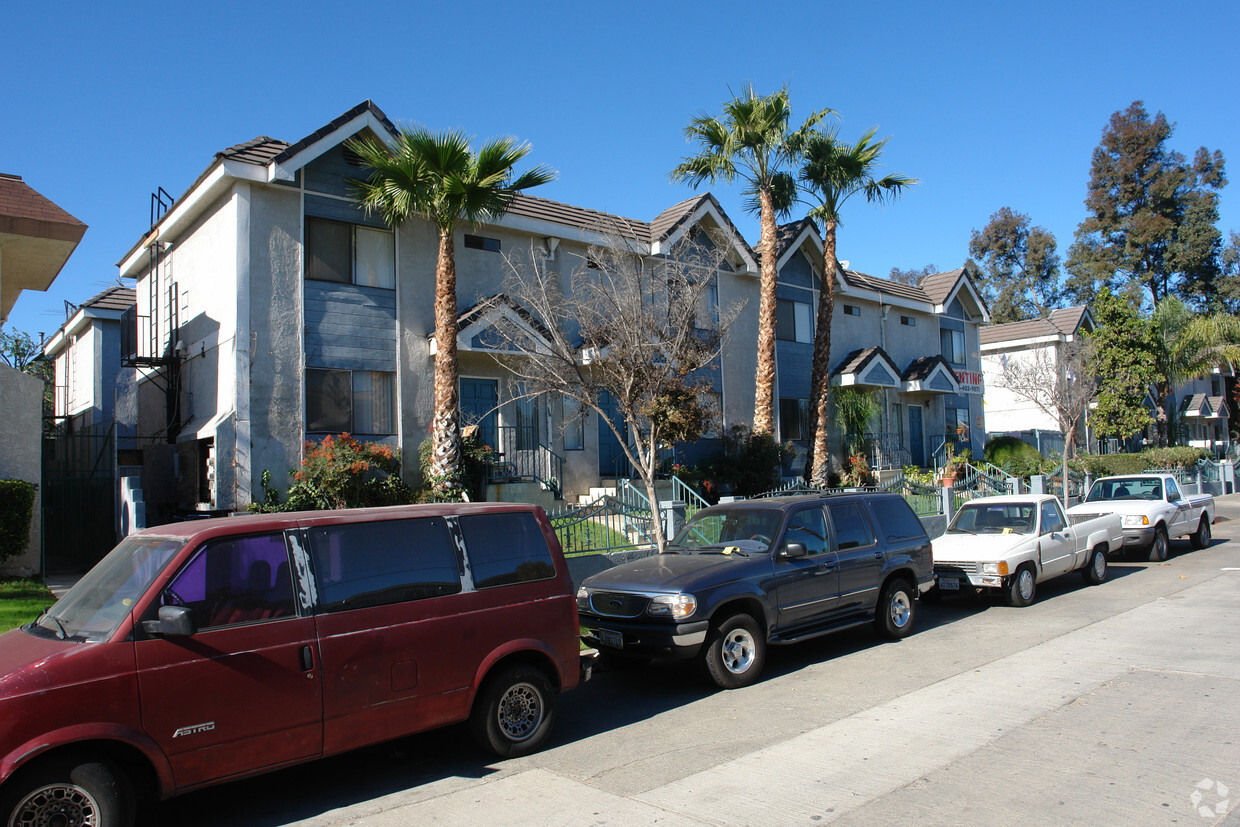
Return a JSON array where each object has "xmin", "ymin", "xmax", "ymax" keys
[{"xmin": 145, "ymin": 494, "xmax": 1240, "ymax": 826}]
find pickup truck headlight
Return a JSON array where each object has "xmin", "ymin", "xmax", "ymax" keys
[
  {"xmin": 981, "ymin": 562, "xmax": 1009, "ymax": 575},
  {"xmin": 647, "ymin": 594, "xmax": 697, "ymax": 620},
  {"xmin": 1122, "ymin": 515, "xmax": 1150, "ymax": 528}
]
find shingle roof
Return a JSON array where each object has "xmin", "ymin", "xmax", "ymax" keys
[
  {"xmin": 0, "ymin": 173, "xmax": 86, "ymax": 236},
  {"xmin": 269, "ymin": 100, "xmax": 397, "ymax": 166},
  {"xmin": 978, "ymin": 316, "xmax": 1061, "ymax": 345},
  {"xmin": 506, "ymin": 193, "xmax": 652, "ymax": 243},
  {"xmin": 774, "ymin": 218, "xmax": 819, "ymax": 260},
  {"xmin": 920, "ymin": 268, "xmax": 967, "ymax": 305},
  {"xmin": 901, "ymin": 354, "xmax": 957, "ymax": 382},
  {"xmin": 840, "ymin": 269, "xmax": 930, "ymax": 303},
  {"xmin": 458, "ymin": 293, "xmax": 554, "ymax": 343},
  {"xmin": 1048, "ymin": 305, "xmax": 1089, "ymax": 334},
  {"xmin": 79, "ymin": 285, "xmax": 135, "ymax": 313},
  {"xmin": 217, "ymin": 137, "xmax": 290, "ymax": 166},
  {"xmin": 832, "ymin": 345, "xmax": 899, "ymax": 377}
]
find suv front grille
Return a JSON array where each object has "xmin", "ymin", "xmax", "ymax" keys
[{"xmin": 588, "ymin": 591, "xmax": 650, "ymax": 618}]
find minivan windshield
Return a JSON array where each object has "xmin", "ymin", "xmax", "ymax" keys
[
  {"xmin": 669, "ymin": 508, "xmax": 783, "ymax": 554},
  {"xmin": 31, "ymin": 535, "xmax": 185, "ymax": 642}
]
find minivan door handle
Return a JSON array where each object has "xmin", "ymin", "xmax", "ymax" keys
[{"xmin": 300, "ymin": 645, "xmax": 314, "ymax": 672}]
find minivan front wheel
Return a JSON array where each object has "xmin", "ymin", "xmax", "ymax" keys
[
  {"xmin": 470, "ymin": 665, "xmax": 556, "ymax": 758},
  {"xmin": 2, "ymin": 754, "xmax": 133, "ymax": 827}
]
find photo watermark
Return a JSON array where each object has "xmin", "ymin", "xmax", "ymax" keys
[{"xmin": 1190, "ymin": 778, "xmax": 1231, "ymax": 820}]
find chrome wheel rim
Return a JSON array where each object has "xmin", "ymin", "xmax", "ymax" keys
[
  {"xmin": 889, "ymin": 591, "xmax": 912, "ymax": 628},
  {"xmin": 721, "ymin": 627, "xmax": 756, "ymax": 674},
  {"xmin": 1093, "ymin": 551, "xmax": 1107, "ymax": 579},
  {"xmin": 11, "ymin": 782, "xmax": 100, "ymax": 827},
  {"xmin": 496, "ymin": 682, "xmax": 543, "ymax": 742},
  {"xmin": 1018, "ymin": 570, "xmax": 1035, "ymax": 601}
]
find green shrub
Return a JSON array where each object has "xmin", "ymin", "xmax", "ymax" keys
[
  {"xmin": 1070, "ymin": 447, "xmax": 1208, "ymax": 478},
  {"xmin": 984, "ymin": 437, "xmax": 1046, "ymax": 477},
  {"xmin": 416, "ymin": 433, "xmax": 495, "ymax": 502},
  {"xmin": 0, "ymin": 480, "xmax": 36, "ymax": 564},
  {"xmin": 251, "ymin": 434, "xmax": 413, "ymax": 512},
  {"xmin": 706, "ymin": 425, "xmax": 793, "ymax": 497}
]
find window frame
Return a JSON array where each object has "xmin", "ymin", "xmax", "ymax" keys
[
  {"xmin": 305, "ymin": 368, "xmax": 397, "ymax": 436},
  {"xmin": 304, "ymin": 216, "xmax": 395, "ymax": 289}
]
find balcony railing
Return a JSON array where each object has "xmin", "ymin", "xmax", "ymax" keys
[
  {"xmin": 861, "ymin": 432, "xmax": 912, "ymax": 471},
  {"xmin": 485, "ymin": 425, "xmax": 565, "ymax": 497}
]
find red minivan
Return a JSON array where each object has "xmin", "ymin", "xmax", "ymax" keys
[{"xmin": 0, "ymin": 502, "xmax": 589, "ymax": 826}]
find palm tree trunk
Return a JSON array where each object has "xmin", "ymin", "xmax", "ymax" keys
[
  {"xmin": 431, "ymin": 230, "xmax": 462, "ymax": 490},
  {"xmin": 752, "ymin": 186, "xmax": 779, "ymax": 435},
  {"xmin": 807, "ymin": 221, "xmax": 838, "ymax": 486}
]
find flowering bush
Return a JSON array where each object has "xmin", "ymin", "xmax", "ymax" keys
[
  {"xmin": 251, "ymin": 434, "xmax": 413, "ymax": 512},
  {"xmin": 840, "ymin": 455, "xmax": 874, "ymax": 488}
]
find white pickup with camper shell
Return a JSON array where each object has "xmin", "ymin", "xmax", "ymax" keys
[
  {"xmin": 1066, "ymin": 473, "xmax": 1215, "ymax": 562},
  {"xmin": 928, "ymin": 494, "xmax": 1124, "ymax": 607}
]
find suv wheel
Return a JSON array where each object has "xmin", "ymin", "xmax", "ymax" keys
[
  {"xmin": 704, "ymin": 614, "xmax": 765, "ymax": 690},
  {"xmin": 874, "ymin": 579, "xmax": 916, "ymax": 639},
  {"xmin": 470, "ymin": 665, "xmax": 556, "ymax": 758}
]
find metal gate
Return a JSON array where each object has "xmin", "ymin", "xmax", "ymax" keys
[{"xmin": 42, "ymin": 421, "xmax": 116, "ymax": 573}]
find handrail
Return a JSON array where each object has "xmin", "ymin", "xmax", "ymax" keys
[{"xmin": 485, "ymin": 425, "xmax": 565, "ymax": 497}]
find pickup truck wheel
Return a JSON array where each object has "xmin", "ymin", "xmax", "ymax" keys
[
  {"xmin": 0, "ymin": 754, "xmax": 133, "ymax": 827},
  {"xmin": 1081, "ymin": 546, "xmax": 1108, "ymax": 585},
  {"xmin": 470, "ymin": 664, "xmax": 556, "ymax": 758},
  {"xmin": 1148, "ymin": 527, "xmax": 1169, "ymax": 562},
  {"xmin": 1190, "ymin": 516, "xmax": 1211, "ymax": 550},
  {"xmin": 875, "ymin": 579, "xmax": 916, "ymax": 639},
  {"xmin": 704, "ymin": 614, "xmax": 765, "ymax": 689},
  {"xmin": 1006, "ymin": 565, "xmax": 1037, "ymax": 607}
]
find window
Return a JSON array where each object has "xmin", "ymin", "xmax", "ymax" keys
[
  {"xmin": 695, "ymin": 278, "xmax": 719, "ymax": 330},
  {"xmin": 1039, "ymin": 501, "xmax": 1065, "ymax": 534},
  {"xmin": 305, "ymin": 217, "xmax": 395, "ymax": 288},
  {"xmin": 776, "ymin": 299, "xmax": 812, "ymax": 343},
  {"xmin": 515, "ymin": 396, "xmax": 536, "ymax": 450},
  {"xmin": 780, "ymin": 398, "xmax": 811, "ymax": 441},
  {"xmin": 164, "ymin": 533, "xmax": 295, "ymax": 629},
  {"xmin": 459, "ymin": 512, "xmax": 557, "ymax": 588},
  {"xmin": 561, "ymin": 397, "xmax": 584, "ymax": 451},
  {"xmin": 306, "ymin": 369, "xmax": 396, "ymax": 435},
  {"xmin": 786, "ymin": 507, "xmax": 828, "ymax": 556},
  {"xmin": 464, "ymin": 234, "xmax": 501, "ymax": 252},
  {"xmin": 945, "ymin": 402, "xmax": 970, "ymax": 445},
  {"xmin": 940, "ymin": 327, "xmax": 966, "ymax": 365},
  {"xmin": 867, "ymin": 496, "xmax": 926, "ymax": 543},
  {"xmin": 901, "ymin": 315, "xmax": 915, "ymax": 327},
  {"xmin": 828, "ymin": 502, "xmax": 876, "ymax": 550},
  {"xmin": 844, "ymin": 305, "xmax": 860, "ymax": 317},
  {"xmin": 307, "ymin": 518, "xmax": 460, "ymax": 611}
]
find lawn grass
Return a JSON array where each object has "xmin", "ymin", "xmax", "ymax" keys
[{"xmin": 0, "ymin": 579, "xmax": 56, "ymax": 633}]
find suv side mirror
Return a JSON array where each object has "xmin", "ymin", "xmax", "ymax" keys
[
  {"xmin": 142, "ymin": 605, "xmax": 196, "ymax": 638},
  {"xmin": 782, "ymin": 541, "xmax": 809, "ymax": 559}
]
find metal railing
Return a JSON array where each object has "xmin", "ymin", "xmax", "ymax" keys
[
  {"xmin": 485, "ymin": 425, "xmax": 565, "ymax": 497},
  {"xmin": 862, "ymin": 431, "xmax": 912, "ymax": 471}
]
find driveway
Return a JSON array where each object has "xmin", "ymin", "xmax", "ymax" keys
[{"xmin": 145, "ymin": 495, "xmax": 1240, "ymax": 826}]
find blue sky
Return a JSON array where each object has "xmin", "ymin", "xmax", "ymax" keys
[{"xmin": 4, "ymin": 0, "xmax": 1237, "ymax": 337}]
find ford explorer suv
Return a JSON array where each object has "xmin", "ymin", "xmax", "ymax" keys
[
  {"xmin": 577, "ymin": 493, "xmax": 933, "ymax": 689},
  {"xmin": 0, "ymin": 503, "xmax": 589, "ymax": 826}
]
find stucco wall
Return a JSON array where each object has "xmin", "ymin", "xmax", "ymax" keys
[
  {"xmin": 0, "ymin": 366, "xmax": 43, "ymax": 576},
  {"xmin": 980, "ymin": 345, "xmax": 1061, "ymax": 433}
]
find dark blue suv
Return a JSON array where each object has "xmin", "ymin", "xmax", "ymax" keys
[{"xmin": 577, "ymin": 493, "xmax": 933, "ymax": 688}]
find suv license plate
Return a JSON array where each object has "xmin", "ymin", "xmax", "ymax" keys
[
  {"xmin": 938, "ymin": 576, "xmax": 960, "ymax": 591},
  {"xmin": 597, "ymin": 629, "xmax": 623, "ymax": 648}
]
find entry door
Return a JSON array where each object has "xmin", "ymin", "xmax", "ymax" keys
[
  {"xmin": 460, "ymin": 378, "xmax": 498, "ymax": 448},
  {"xmin": 597, "ymin": 390, "xmax": 630, "ymax": 477},
  {"xmin": 908, "ymin": 406, "xmax": 925, "ymax": 467},
  {"xmin": 135, "ymin": 532, "xmax": 322, "ymax": 790}
]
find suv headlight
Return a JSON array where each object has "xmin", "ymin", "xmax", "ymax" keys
[
  {"xmin": 576, "ymin": 586, "xmax": 590, "ymax": 611},
  {"xmin": 646, "ymin": 593, "xmax": 697, "ymax": 620},
  {"xmin": 1122, "ymin": 515, "xmax": 1150, "ymax": 528}
]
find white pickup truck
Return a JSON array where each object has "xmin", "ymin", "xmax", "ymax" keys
[
  {"xmin": 1066, "ymin": 473, "xmax": 1216, "ymax": 562},
  {"xmin": 928, "ymin": 495, "xmax": 1124, "ymax": 607}
]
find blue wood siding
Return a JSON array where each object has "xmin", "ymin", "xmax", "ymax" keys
[
  {"xmin": 304, "ymin": 194, "xmax": 387, "ymax": 230},
  {"xmin": 778, "ymin": 249, "xmax": 816, "ymax": 292},
  {"xmin": 304, "ymin": 282, "xmax": 396, "ymax": 372},
  {"xmin": 304, "ymin": 145, "xmax": 362, "ymax": 199}
]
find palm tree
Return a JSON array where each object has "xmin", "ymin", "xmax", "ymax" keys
[
  {"xmin": 348, "ymin": 127, "xmax": 555, "ymax": 493},
  {"xmin": 671, "ymin": 86, "xmax": 830, "ymax": 434},
  {"xmin": 1148, "ymin": 297, "xmax": 1240, "ymax": 446},
  {"xmin": 798, "ymin": 127, "xmax": 916, "ymax": 485}
]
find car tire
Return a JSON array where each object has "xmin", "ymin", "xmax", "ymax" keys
[
  {"xmin": 1190, "ymin": 516, "xmax": 1211, "ymax": 550},
  {"xmin": 1006, "ymin": 565, "xmax": 1037, "ymax": 607},
  {"xmin": 0, "ymin": 754, "xmax": 133, "ymax": 827},
  {"xmin": 470, "ymin": 664, "xmax": 556, "ymax": 758},
  {"xmin": 704, "ymin": 614, "xmax": 765, "ymax": 689},
  {"xmin": 1081, "ymin": 546, "xmax": 1108, "ymax": 585},
  {"xmin": 875, "ymin": 579, "xmax": 917, "ymax": 639},
  {"xmin": 1148, "ymin": 526, "xmax": 1170, "ymax": 562}
]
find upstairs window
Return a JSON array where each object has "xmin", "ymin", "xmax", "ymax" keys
[
  {"xmin": 776, "ymin": 299, "xmax": 813, "ymax": 343},
  {"xmin": 940, "ymin": 327, "xmax": 966, "ymax": 366},
  {"xmin": 306, "ymin": 217, "xmax": 395, "ymax": 289},
  {"xmin": 843, "ymin": 304, "xmax": 860, "ymax": 317},
  {"xmin": 464, "ymin": 234, "xmax": 501, "ymax": 252},
  {"xmin": 901, "ymin": 315, "xmax": 916, "ymax": 326}
]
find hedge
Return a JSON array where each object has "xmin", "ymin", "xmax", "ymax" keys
[{"xmin": 0, "ymin": 479, "xmax": 36, "ymax": 564}]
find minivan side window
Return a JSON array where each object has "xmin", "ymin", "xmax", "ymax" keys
[
  {"xmin": 165, "ymin": 533, "xmax": 296, "ymax": 629},
  {"xmin": 827, "ymin": 502, "xmax": 877, "ymax": 550},
  {"xmin": 867, "ymin": 496, "xmax": 927, "ymax": 543},
  {"xmin": 458, "ymin": 512, "xmax": 556, "ymax": 589},
  {"xmin": 307, "ymin": 517, "xmax": 460, "ymax": 612}
]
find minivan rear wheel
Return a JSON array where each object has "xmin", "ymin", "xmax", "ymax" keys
[
  {"xmin": 1, "ymin": 754, "xmax": 133, "ymax": 827},
  {"xmin": 470, "ymin": 665, "xmax": 556, "ymax": 758}
]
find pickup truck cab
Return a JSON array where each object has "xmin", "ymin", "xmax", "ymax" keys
[
  {"xmin": 577, "ymin": 493, "xmax": 933, "ymax": 689},
  {"xmin": 0, "ymin": 503, "xmax": 588, "ymax": 826},
  {"xmin": 1066, "ymin": 473, "xmax": 1216, "ymax": 562},
  {"xmin": 929, "ymin": 495, "xmax": 1123, "ymax": 607}
]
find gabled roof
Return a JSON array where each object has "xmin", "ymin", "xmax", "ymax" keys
[
  {"xmin": 78, "ymin": 284, "xmax": 135, "ymax": 313},
  {"xmin": 269, "ymin": 100, "xmax": 397, "ymax": 171},
  {"xmin": 445, "ymin": 294, "xmax": 556, "ymax": 356},
  {"xmin": 979, "ymin": 304, "xmax": 1092, "ymax": 347},
  {"xmin": 900, "ymin": 355, "xmax": 960, "ymax": 395},
  {"xmin": 1048, "ymin": 305, "xmax": 1094, "ymax": 336},
  {"xmin": 920, "ymin": 267, "xmax": 989, "ymax": 322},
  {"xmin": 840, "ymin": 269, "xmax": 930, "ymax": 304},
  {"xmin": 42, "ymin": 285, "xmax": 136, "ymax": 357},
  {"xmin": 1180, "ymin": 393, "xmax": 1210, "ymax": 418},
  {"xmin": 831, "ymin": 346, "xmax": 902, "ymax": 388}
]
